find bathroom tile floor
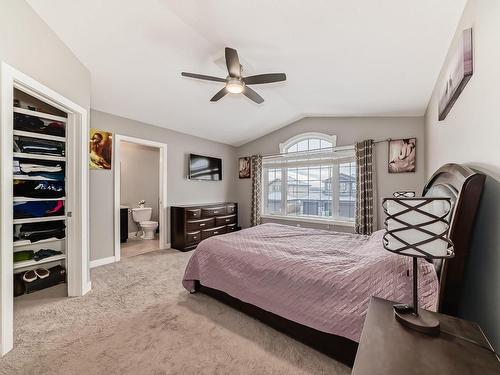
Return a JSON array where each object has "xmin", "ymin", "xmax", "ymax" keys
[{"xmin": 121, "ymin": 235, "xmax": 161, "ymax": 258}]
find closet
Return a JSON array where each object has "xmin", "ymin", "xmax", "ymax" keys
[{"xmin": 12, "ymin": 88, "xmax": 69, "ymax": 296}]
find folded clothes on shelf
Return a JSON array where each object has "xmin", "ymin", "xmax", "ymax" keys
[
  {"xmin": 14, "ymin": 136, "xmax": 65, "ymax": 156},
  {"xmin": 34, "ymin": 249, "xmax": 63, "ymax": 261},
  {"xmin": 13, "ymin": 159, "xmax": 65, "ymax": 180},
  {"xmin": 14, "ymin": 221, "xmax": 66, "ymax": 243},
  {"xmin": 14, "ymin": 113, "xmax": 65, "ymax": 137},
  {"xmin": 14, "ymin": 180, "xmax": 65, "ymax": 198},
  {"xmin": 13, "ymin": 250, "xmax": 34, "ymax": 263},
  {"xmin": 14, "ymin": 200, "xmax": 64, "ymax": 219}
]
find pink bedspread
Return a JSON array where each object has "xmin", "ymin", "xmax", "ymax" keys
[{"xmin": 182, "ymin": 223, "xmax": 439, "ymax": 342}]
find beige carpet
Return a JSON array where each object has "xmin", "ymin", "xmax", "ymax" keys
[{"xmin": 1, "ymin": 249, "xmax": 349, "ymax": 375}]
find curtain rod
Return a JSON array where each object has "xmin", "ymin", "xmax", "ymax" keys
[{"xmin": 259, "ymin": 138, "xmax": 391, "ymax": 158}]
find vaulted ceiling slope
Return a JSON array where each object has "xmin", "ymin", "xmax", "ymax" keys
[{"xmin": 27, "ymin": 0, "xmax": 466, "ymax": 146}]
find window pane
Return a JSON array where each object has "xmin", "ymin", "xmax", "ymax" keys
[
  {"xmin": 297, "ymin": 168, "xmax": 308, "ymax": 181},
  {"xmin": 308, "ymin": 168, "xmax": 320, "ymax": 180},
  {"xmin": 320, "ymin": 140, "xmax": 332, "ymax": 149},
  {"xmin": 309, "ymin": 138, "xmax": 320, "ymax": 151},
  {"xmin": 264, "ymin": 134, "xmax": 356, "ymax": 224},
  {"xmin": 297, "ymin": 140, "xmax": 308, "ymax": 152},
  {"xmin": 264, "ymin": 168, "xmax": 282, "ymax": 215}
]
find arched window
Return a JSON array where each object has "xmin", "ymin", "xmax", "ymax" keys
[
  {"xmin": 279, "ymin": 132, "xmax": 337, "ymax": 153},
  {"xmin": 263, "ymin": 132, "xmax": 356, "ymax": 224}
]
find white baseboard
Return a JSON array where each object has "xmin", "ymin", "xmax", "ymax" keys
[
  {"xmin": 89, "ymin": 256, "xmax": 116, "ymax": 269},
  {"xmin": 82, "ymin": 281, "xmax": 92, "ymax": 295}
]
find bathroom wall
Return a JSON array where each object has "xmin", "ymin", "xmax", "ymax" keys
[{"xmin": 120, "ymin": 142, "xmax": 160, "ymax": 233}]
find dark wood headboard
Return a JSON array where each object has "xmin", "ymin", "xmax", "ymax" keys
[{"xmin": 422, "ymin": 163, "xmax": 485, "ymax": 315}]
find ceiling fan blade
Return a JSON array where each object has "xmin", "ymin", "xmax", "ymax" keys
[
  {"xmin": 210, "ymin": 87, "xmax": 229, "ymax": 102},
  {"xmin": 181, "ymin": 72, "xmax": 226, "ymax": 83},
  {"xmin": 225, "ymin": 47, "xmax": 241, "ymax": 78},
  {"xmin": 243, "ymin": 86, "xmax": 264, "ymax": 104},
  {"xmin": 243, "ymin": 73, "xmax": 287, "ymax": 85}
]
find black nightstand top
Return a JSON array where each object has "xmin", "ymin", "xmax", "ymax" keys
[{"xmin": 352, "ymin": 297, "xmax": 499, "ymax": 375}]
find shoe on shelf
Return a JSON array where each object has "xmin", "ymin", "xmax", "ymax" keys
[
  {"xmin": 34, "ymin": 268, "xmax": 50, "ymax": 279},
  {"xmin": 23, "ymin": 270, "xmax": 37, "ymax": 283}
]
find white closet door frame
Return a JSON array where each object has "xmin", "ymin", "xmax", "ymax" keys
[
  {"xmin": 113, "ymin": 134, "xmax": 168, "ymax": 262},
  {"xmin": 0, "ymin": 62, "xmax": 91, "ymax": 356}
]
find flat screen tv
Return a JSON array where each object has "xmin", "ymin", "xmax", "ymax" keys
[{"xmin": 188, "ymin": 154, "xmax": 222, "ymax": 181}]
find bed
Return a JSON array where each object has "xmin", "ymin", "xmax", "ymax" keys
[{"xmin": 182, "ymin": 164, "xmax": 485, "ymax": 366}]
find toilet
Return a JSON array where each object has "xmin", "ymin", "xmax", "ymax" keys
[{"xmin": 131, "ymin": 207, "xmax": 158, "ymax": 240}]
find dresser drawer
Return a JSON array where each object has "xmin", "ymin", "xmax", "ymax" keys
[
  {"xmin": 226, "ymin": 204, "xmax": 236, "ymax": 214},
  {"xmin": 186, "ymin": 217, "xmax": 214, "ymax": 232},
  {"xmin": 186, "ymin": 231, "xmax": 201, "ymax": 244},
  {"xmin": 201, "ymin": 206, "xmax": 227, "ymax": 218},
  {"xmin": 227, "ymin": 223, "xmax": 237, "ymax": 232},
  {"xmin": 215, "ymin": 214, "xmax": 236, "ymax": 226},
  {"xmin": 186, "ymin": 208, "xmax": 201, "ymax": 219},
  {"xmin": 201, "ymin": 225, "xmax": 227, "ymax": 239}
]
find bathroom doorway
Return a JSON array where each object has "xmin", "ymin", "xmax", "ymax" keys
[{"xmin": 113, "ymin": 135, "xmax": 168, "ymax": 261}]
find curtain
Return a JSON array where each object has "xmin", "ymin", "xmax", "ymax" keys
[
  {"xmin": 355, "ymin": 140, "xmax": 376, "ymax": 235},
  {"xmin": 250, "ymin": 155, "xmax": 263, "ymax": 227}
]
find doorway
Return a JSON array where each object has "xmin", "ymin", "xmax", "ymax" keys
[
  {"xmin": 0, "ymin": 63, "xmax": 90, "ymax": 355},
  {"xmin": 113, "ymin": 135, "xmax": 167, "ymax": 261}
]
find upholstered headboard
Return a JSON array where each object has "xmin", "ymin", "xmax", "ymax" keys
[{"xmin": 422, "ymin": 164, "xmax": 485, "ymax": 315}]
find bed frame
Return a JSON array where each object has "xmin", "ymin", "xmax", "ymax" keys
[{"xmin": 193, "ymin": 163, "xmax": 485, "ymax": 367}]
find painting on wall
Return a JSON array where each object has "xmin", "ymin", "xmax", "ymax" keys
[
  {"xmin": 438, "ymin": 28, "xmax": 473, "ymax": 121},
  {"xmin": 89, "ymin": 128, "xmax": 113, "ymax": 170},
  {"xmin": 388, "ymin": 138, "xmax": 416, "ymax": 173},
  {"xmin": 238, "ymin": 157, "xmax": 251, "ymax": 179}
]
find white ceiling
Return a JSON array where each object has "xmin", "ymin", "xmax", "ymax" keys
[{"xmin": 28, "ymin": 0, "xmax": 466, "ymax": 146}]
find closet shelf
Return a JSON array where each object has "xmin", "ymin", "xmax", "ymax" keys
[
  {"xmin": 13, "ymin": 237, "xmax": 65, "ymax": 248},
  {"xmin": 14, "ymin": 130, "xmax": 66, "ymax": 143},
  {"xmin": 13, "ymin": 175, "xmax": 59, "ymax": 181},
  {"xmin": 13, "ymin": 197, "xmax": 65, "ymax": 202},
  {"xmin": 13, "ymin": 216, "xmax": 66, "ymax": 225},
  {"xmin": 13, "ymin": 254, "xmax": 66, "ymax": 270},
  {"xmin": 13, "ymin": 152, "xmax": 65, "ymax": 162},
  {"xmin": 14, "ymin": 107, "xmax": 67, "ymax": 123}
]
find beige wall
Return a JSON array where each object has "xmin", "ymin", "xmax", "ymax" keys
[
  {"xmin": 424, "ymin": 0, "xmax": 500, "ymax": 350},
  {"xmin": 120, "ymin": 142, "xmax": 160, "ymax": 232},
  {"xmin": 90, "ymin": 110, "xmax": 237, "ymax": 261},
  {"xmin": 236, "ymin": 116, "xmax": 425, "ymax": 231}
]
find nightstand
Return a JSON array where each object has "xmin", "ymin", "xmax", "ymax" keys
[{"xmin": 352, "ymin": 297, "xmax": 499, "ymax": 374}]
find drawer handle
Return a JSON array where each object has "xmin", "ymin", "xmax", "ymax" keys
[
  {"xmin": 213, "ymin": 231, "xmax": 218, "ymax": 234},
  {"xmin": 200, "ymin": 223, "xmax": 205, "ymax": 227},
  {"xmin": 193, "ymin": 236, "xmax": 197, "ymax": 239},
  {"xmin": 226, "ymin": 219, "xmax": 230, "ymax": 222},
  {"xmin": 213, "ymin": 211, "xmax": 218, "ymax": 214}
]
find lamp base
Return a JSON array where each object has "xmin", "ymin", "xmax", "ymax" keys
[{"xmin": 393, "ymin": 304, "xmax": 440, "ymax": 336}]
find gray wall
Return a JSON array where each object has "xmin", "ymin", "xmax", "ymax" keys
[
  {"xmin": 424, "ymin": 0, "xmax": 500, "ymax": 350},
  {"xmin": 120, "ymin": 142, "xmax": 160, "ymax": 233},
  {"xmin": 236, "ymin": 117, "xmax": 425, "ymax": 231},
  {"xmin": 0, "ymin": 0, "xmax": 90, "ymax": 109},
  {"xmin": 90, "ymin": 110, "xmax": 237, "ymax": 261}
]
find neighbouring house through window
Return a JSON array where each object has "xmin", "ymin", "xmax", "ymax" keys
[{"xmin": 262, "ymin": 133, "xmax": 356, "ymax": 224}]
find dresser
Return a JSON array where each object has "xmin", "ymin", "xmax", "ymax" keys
[{"xmin": 171, "ymin": 202, "xmax": 238, "ymax": 251}]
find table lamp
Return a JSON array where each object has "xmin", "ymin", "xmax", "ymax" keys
[{"xmin": 382, "ymin": 196, "xmax": 454, "ymax": 335}]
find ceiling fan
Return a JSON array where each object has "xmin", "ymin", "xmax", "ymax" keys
[{"xmin": 181, "ymin": 47, "xmax": 286, "ymax": 104}]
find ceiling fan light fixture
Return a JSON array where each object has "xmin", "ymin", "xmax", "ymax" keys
[{"xmin": 226, "ymin": 79, "xmax": 244, "ymax": 94}]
